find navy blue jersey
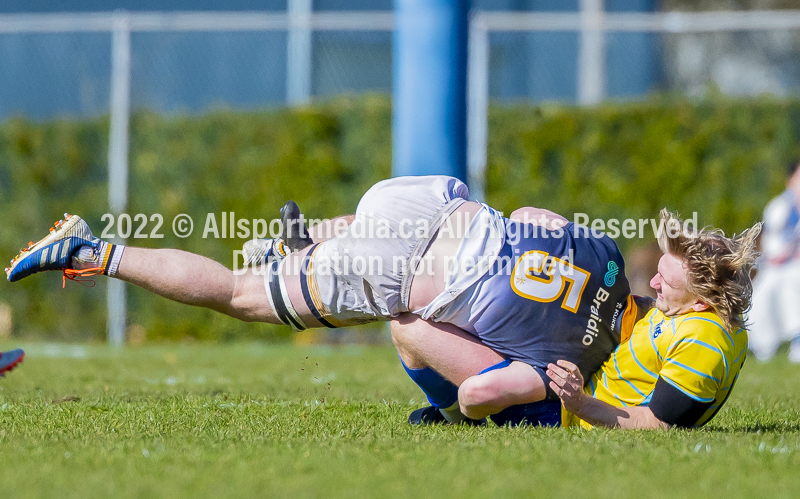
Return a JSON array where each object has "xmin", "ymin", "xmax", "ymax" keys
[{"xmin": 445, "ymin": 220, "xmax": 634, "ymax": 379}]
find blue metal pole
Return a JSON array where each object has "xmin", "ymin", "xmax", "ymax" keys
[{"xmin": 392, "ymin": 0, "xmax": 468, "ymax": 182}]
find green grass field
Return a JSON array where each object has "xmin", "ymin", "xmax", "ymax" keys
[{"xmin": 1, "ymin": 341, "xmax": 799, "ymax": 498}]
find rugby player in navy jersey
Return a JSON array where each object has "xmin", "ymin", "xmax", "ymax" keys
[
  {"xmin": 392, "ymin": 208, "xmax": 760, "ymax": 429},
  {"xmin": 5, "ymin": 175, "xmax": 758, "ymax": 428},
  {"xmin": 6, "ymin": 175, "xmax": 632, "ymax": 424}
]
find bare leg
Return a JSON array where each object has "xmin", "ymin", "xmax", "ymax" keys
[
  {"xmin": 390, "ymin": 313, "xmax": 504, "ymax": 384},
  {"xmin": 308, "ymin": 215, "xmax": 355, "ymax": 243},
  {"xmin": 391, "ymin": 314, "xmax": 547, "ymax": 419},
  {"xmin": 115, "ymin": 247, "xmax": 278, "ymax": 323},
  {"xmin": 110, "ymin": 212, "xmax": 357, "ymax": 325}
]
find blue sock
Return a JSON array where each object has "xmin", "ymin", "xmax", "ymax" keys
[
  {"xmin": 478, "ymin": 359, "xmax": 512, "ymax": 374},
  {"xmin": 399, "ymin": 356, "xmax": 458, "ymax": 409}
]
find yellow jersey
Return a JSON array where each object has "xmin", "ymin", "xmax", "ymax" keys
[{"xmin": 563, "ymin": 308, "xmax": 748, "ymax": 429}]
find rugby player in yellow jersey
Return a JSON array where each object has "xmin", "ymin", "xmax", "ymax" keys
[
  {"xmin": 545, "ymin": 209, "xmax": 758, "ymax": 429},
  {"xmin": 393, "ymin": 209, "xmax": 760, "ymax": 429}
]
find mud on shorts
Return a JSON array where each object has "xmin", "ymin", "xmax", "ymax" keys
[{"xmin": 292, "ymin": 175, "xmax": 470, "ymax": 328}]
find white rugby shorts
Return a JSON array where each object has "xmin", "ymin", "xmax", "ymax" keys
[{"xmin": 295, "ymin": 175, "xmax": 471, "ymax": 327}]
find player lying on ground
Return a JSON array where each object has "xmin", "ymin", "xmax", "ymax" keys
[
  {"xmin": 392, "ymin": 207, "xmax": 759, "ymax": 429},
  {"xmin": 6, "ymin": 175, "xmax": 636, "ymax": 426},
  {"xmin": 4, "ymin": 176, "xmax": 758, "ymax": 428},
  {"xmin": 0, "ymin": 348, "xmax": 24, "ymax": 377}
]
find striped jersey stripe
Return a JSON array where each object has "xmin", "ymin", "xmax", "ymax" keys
[{"xmin": 565, "ymin": 308, "xmax": 747, "ymax": 429}]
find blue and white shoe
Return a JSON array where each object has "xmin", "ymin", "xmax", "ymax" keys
[
  {"xmin": 5, "ymin": 214, "xmax": 97, "ymax": 282},
  {"xmin": 0, "ymin": 348, "xmax": 24, "ymax": 377}
]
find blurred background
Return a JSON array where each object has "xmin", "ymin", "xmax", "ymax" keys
[{"xmin": 0, "ymin": 0, "xmax": 797, "ymax": 345}]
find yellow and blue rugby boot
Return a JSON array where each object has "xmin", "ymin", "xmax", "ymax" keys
[{"xmin": 5, "ymin": 214, "xmax": 98, "ymax": 283}]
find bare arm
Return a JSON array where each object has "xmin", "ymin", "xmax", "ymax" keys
[
  {"xmin": 547, "ymin": 360, "xmax": 671, "ymax": 430},
  {"xmin": 454, "ymin": 292, "xmax": 654, "ymax": 421},
  {"xmin": 458, "ymin": 361, "xmax": 547, "ymax": 419}
]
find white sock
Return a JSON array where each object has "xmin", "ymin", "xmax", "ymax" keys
[
  {"xmin": 439, "ymin": 402, "xmax": 467, "ymax": 424},
  {"xmin": 72, "ymin": 241, "xmax": 125, "ymax": 276}
]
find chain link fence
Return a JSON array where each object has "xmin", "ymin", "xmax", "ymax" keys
[
  {"xmin": 130, "ymin": 31, "xmax": 289, "ymax": 111},
  {"xmin": 4, "ymin": 9, "xmax": 800, "ymax": 344},
  {"xmin": 665, "ymin": 29, "xmax": 800, "ymax": 96},
  {"xmin": 3, "ymin": 11, "xmax": 800, "ymax": 118},
  {"xmin": 0, "ymin": 32, "xmax": 111, "ymax": 117}
]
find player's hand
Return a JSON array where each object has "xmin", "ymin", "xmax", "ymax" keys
[{"xmin": 547, "ymin": 360, "xmax": 587, "ymax": 414}]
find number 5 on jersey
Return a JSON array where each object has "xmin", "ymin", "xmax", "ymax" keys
[{"xmin": 510, "ymin": 250, "xmax": 590, "ymax": 313}]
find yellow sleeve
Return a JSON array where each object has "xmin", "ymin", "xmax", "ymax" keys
[{"xmin": 658, "ymin": 316, "xmax": 732, "ymax": 403}]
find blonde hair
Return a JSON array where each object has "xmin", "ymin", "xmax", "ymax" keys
[{"xmin": 657, "ymin": 209, "xmax": 761, "ymax": 332}]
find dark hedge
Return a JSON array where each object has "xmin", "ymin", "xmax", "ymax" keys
[{"xmin": 0, "ymin": 95, "xmax": 792, "ymax": 341}]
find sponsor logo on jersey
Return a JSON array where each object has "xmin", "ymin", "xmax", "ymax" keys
[
  {"xmin": 604, "ymin": 260, "xmax": 619, "ymax": 287},
  {"xmin": 609, "ymin": 301, "xmax": 625, "ymax": 331},
  {"xmin": 653, "ymin": 321, "xmax": 663, "ymax": 339},
  {"xmin": 584, "ymin": 287, "xmax": 610, "ymax": 346}
]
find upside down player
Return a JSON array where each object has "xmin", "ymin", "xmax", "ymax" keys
[
  {"xmin": 7, "ymin": 176, "xmax": 635, "ymax": 426},
  {"xmin": 392, "ymin": 208, "xmax": 760, "ymax": 429},
  {"xmin": 5, "ymin": 176, "xmax": 760, "ymax": 428}
]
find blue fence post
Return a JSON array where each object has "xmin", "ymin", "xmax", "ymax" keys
[{"xmin": 392, "ymin": 0, "xmax": 469, "ymax": 183}]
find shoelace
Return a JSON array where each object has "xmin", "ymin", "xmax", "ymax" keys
[{"xmin": 62, "ymin": 267, "xmax": 104, "ymax": 288}]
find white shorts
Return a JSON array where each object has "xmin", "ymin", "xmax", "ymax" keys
[
  {"xmin": 296, "ymin": 175, "xmax": 470, "ymax": 327},
  {"xmin": 747, "ymin": 261, "xmax": 800, "ymax": 360}
]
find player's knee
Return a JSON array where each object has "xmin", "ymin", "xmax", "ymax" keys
[
  {"xmin": 458, "ymin": 377, "xmax": 483, "ymax": 406},
  {"xmin": 458, "ymin": 376, "xmax": 495, "ymax": 415},
  {"xmin": 227, "ymin": 272, "xmax": 268, "ymax": 322}
]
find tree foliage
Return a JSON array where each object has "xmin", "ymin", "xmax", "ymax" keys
[{"xmin": 0, "ymin": 95, "xmax": 793, "ymax": 340}]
